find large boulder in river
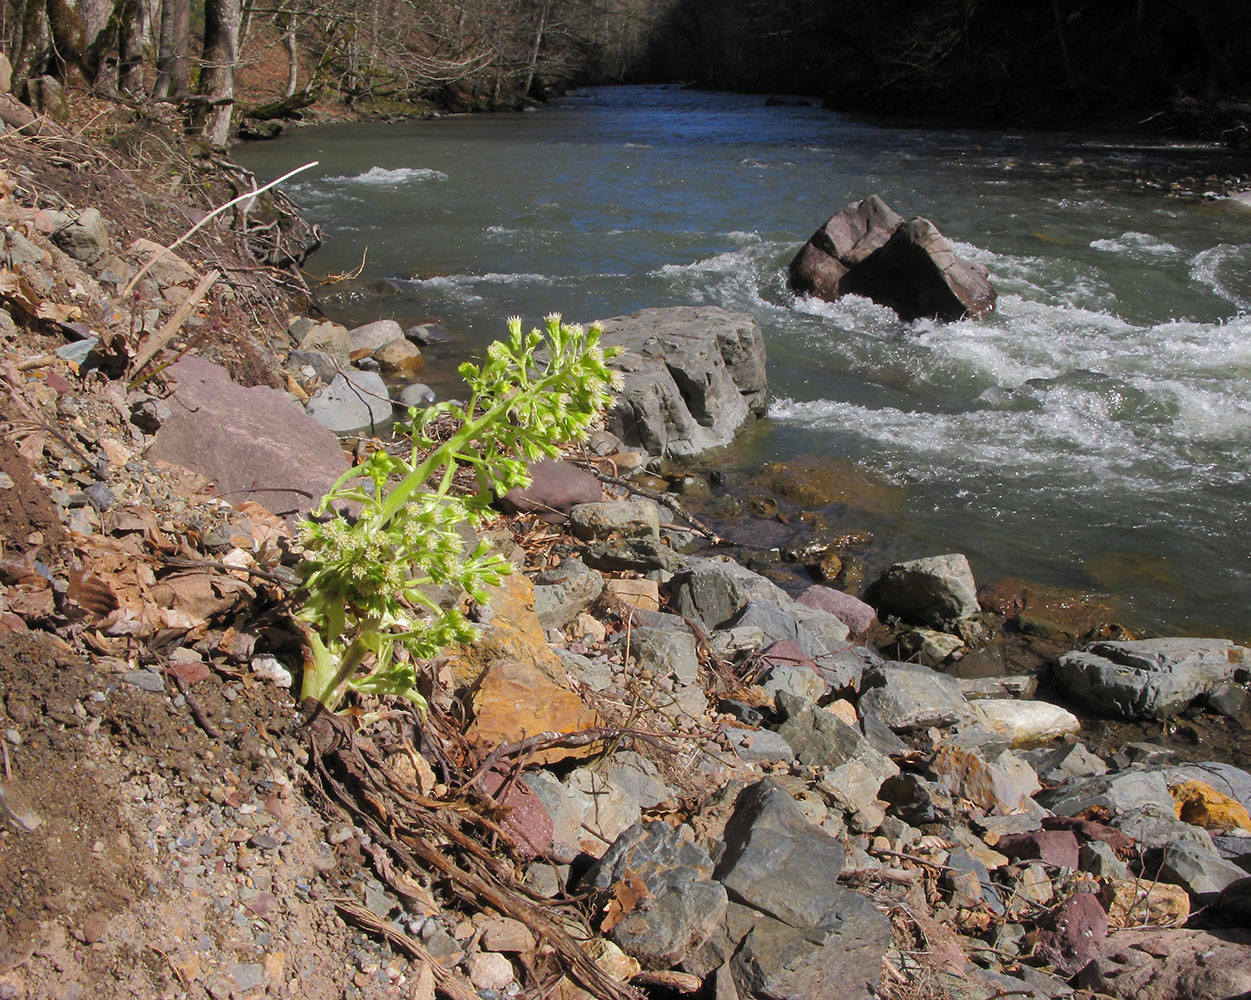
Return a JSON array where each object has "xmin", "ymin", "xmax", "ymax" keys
[
  {"xmin": 789, "ymin": 195, "xmax": 996, "ymax": 322},
  {"xmin": 596, "ymin": 306, "xmax": 768, "ymax": 460}
]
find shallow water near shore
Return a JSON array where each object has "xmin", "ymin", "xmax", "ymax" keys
[{"xmin": 238, "ymin": 85, "xmax": 1251, "ymax": 635}]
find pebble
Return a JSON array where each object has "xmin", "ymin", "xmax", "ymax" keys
[{"xmin": 122, "ymin": 669, "xmax": 166, "ymax": 692}]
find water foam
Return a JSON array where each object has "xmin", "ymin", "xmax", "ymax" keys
[{"xmin": 327, "ymin": 166, "xmax": 449, "ymax": 185}]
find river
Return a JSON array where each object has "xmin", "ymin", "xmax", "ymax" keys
[{"xmin": 237, "ymin": 85, "xmax": 1251, "ymax": 635}]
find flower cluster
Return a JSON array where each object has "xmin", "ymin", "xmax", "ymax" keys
[{"xmin": 295, "ymin": 315, "xmax": 621, "ymax": 715}]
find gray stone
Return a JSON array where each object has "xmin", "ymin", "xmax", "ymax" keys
[
  {"xmin": 123, "ymin": 669, "xmax": 165, "ymax": 692},
  {"xmin": 553, "ymin": 648, "xmax": 613, "ymax": 691},
  {"xmin": 1211, "ymin": 833, "xmax": 1251, "ymax": 869},
  {"xmin": 570, "ymin": 499, "xmax": 661, "ymax": 541},
  {"xmin": 1037, "ymin": 769, "xmax": 1175, "ymax": 819},
  {"xmin": 582, "ymin": 821, "xmax": 727, "ymax": 966},
  {"xmin": 521, "ymin": 771, "xmax": 590, "ymax": 863},
  {"xmin": 289, "ymin": 348, "xmax": 341, "ymax": 382},
  {"xmin": 582, "ymin": 535, "xmax": 681, "ymax": 573},
  {"xmin": 602, "ymin": 751, "xmax": 670, "ymax": 810},
  {"xmin": 865, "ymin": 553, "xmax": 980, "ymax": 629},
  {"xmin": 762, "ymin": 663, "xmax": 826, "ymax": 705},
  {"xmin": 1023, "ymin": 742, "xmax": 1109, "ymax": 784},
  {"xmin": 55, "ymin": 337, "xmax": 97, "ymax": 366},
  {"xmin": 297, "ymin": 320, "xmax": 350, "ymax": 357},
  {"xmin": 597, "ymin": 306, "xmax": 768, "ymax": 460},
  {"xmin": 347, "ymin": 318, "xmax": 405, "ymax": 354},
  {"xmin": 396, "ymin": 382, "xmax": 436, "ymax": 409},
  {"xmin": 622, "ymin": 626, "xmax": 700, "ymax": 686},
  {"xmin": 714, "ymin": 779, "xmax": 846, "ymax": 927},
  {"xmin": 1116, "ymin": 802, "xmax": 1217, "ymax": 852},
  {"xmin": 148, "ymin": 357, "xmax": 351, "ymax": 521},
  {"xmin": 725, "ymin": 727, "xmax": 795, "ymax": 765},
  {"xmin": 306, "ymin": 370, "xmax": 392, "ymax": 434},
  {"xmin": 534, "ymin": 558, "xmax": 603, "ymax": 629},
  {"xmin": 1079, "ymin": 840, "xmax": 1130, "ymax": 880},
  {"xmin": 48, "ymin": 208, "xmax": 109, "ymax": 263},
  {"xmin": 230, "ymin": 963, "xmax": 265, "ymax": 992},
  {"xmin": 857, "ymin": 660, "xmax": 975, "ymax": 731},
  {"xmin": 1051, "ymin": 638, "xmax": 1247, "ymax": 719},
  {"xmin": 959, "ymin": 675, "xmax": 1038, "ymax": 700},
  {"xmin": 565, "ymin": 767, "xmax": 643, "ymax": 855},
  {"xmin": 730, "ymin": 894, "xmax": 890, "ymax": 1000},
  {"xmin": 877, "ymin": 773, "xmax": 953, "ymax": 825},
  {"xmin": 728, "ymin": 600, "xmax": 848, "ymax": 663},
  {"xmin": 1146, "ymin": 840, "xmax": 1247, "ymax": 902},
  {"xmin": 944, "ymin": 848, "xmax": 1004, "ymax": 914}
]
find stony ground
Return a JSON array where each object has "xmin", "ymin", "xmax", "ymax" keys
[{"xmin": 4, "ymin": 90, "xmax": 1251, "ymax": 1000}]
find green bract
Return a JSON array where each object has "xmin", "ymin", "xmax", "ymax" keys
[{"xmin": 295, "ymin": 314, "xmax": 621, "ymax": 715}]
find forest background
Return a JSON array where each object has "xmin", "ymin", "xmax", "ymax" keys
[{"xmin": 5, "ymin": 0, "xmax": 1251, "ymax": 146}]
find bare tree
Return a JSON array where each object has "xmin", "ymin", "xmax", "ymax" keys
[
  {"xmin": 197, "ymin": 0, "xmax": 240, "ymax": 145},
  {"xmin": 153, "ymin": 0, "xmax": 191, "ymax": 98}
]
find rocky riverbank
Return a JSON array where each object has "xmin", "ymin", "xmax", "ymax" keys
[{"xmin": 4, "ymin": 95, "xmax": 1251, "ymax": 1000}]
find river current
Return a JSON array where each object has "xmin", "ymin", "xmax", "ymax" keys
[{"xmin": 237, "ymin": 85, "xmax": 1251, "ymax": 634}]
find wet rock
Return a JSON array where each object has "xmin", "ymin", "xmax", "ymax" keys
[
  {"xmin": 973, "ymin": 699, "xmax": 1081, "ymax": 746},
  {"xmin": 147, "ymin": 356, "xmax": 351, "ymax": 520},
  {"xmin": 1051, "ymin": 637, "xmax": 1246, "ymax": 719},
  {"xmin": 858, "ymin": 660, "xmax": 975, "ymax": 731},
  {"xmin": 396, "ymin": 382, "xmax": 436, "ymax": 409},
  {"xmin": 582, "ymin": 821, "xmax": 727, "ymax": 966},
  {"xmin": 898, "ymin": 627, "xmax": 965, "ymax": 664},
  {"xmin": 866, "ymin": 553, "xmax": 980, "ymax": 629},
  {"xmin": 1076, "ymin": 927, "xmax": 1251, "ymax": 1000},
  {"xmin": 1031, "ymin": 891, "xmax": 1107, "ymax": 976},
  {"xmin": 796, "ymin": 585, "xmax": 877, "ymax": 636},
  {"xmin": 374, "ymin": 337, "xmax": 422, "ymax": 373},
  {"xmin": 534, "ymin": 558, "xmax": 604, "ymax": 630},
  {"xmin": 497, "ymin": 460, "xmax": 602, "ymax": 523},
  {"xmin": 788, "ymin": 195, "xmax": 995, "ymax": 321},
  {"xmin": 1145, "ymin": 840, "xmax": 1247, "ymax": 902},
  {"xmin": 305, "ymin": 370, "xmax": 392, "ymax": 434},
  {"xmin": 597, "ymin": 306, "xmax": 768, "ymax": 460}
]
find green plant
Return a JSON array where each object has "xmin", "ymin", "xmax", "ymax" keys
[{"xmin": 296, "ymin": 314, "xmax": 621, "ymax": 715}]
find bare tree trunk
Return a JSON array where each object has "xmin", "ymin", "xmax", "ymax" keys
[
  {"xmin": 198, "ymin": 0, "xmax": 240, "ymax": 146},
  {"xmin": 153, "ymin": 0, "xmax": 190, "ymax": 97},
  {"xmin": 281, "ymin": 10, "xmax": 298, "ymax": 96},
  {"xmin": 519, "ymin": 0, "xmax": 548, "ymax": 99},
  {"xmin": 116, "ymin": 0, "xmax": 144, "ymax": 93}
]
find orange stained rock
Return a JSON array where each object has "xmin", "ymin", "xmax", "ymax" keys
[{"xmin": 1170, "ymin": 778, "xmax": 1251, "ymax": 832}]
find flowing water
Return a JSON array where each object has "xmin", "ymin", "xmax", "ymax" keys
[{"xmin": 238, "ymin": 85, "xmax": 1251, "ymax": 634}]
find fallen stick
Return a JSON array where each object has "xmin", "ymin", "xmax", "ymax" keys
[{"xmin": 128, "ymin": 268, "xmax": 219, "ymax": 384}]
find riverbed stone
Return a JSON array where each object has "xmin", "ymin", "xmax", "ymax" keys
[
  {"xmin": 866, "ymin": 553, "xmax": 980, "ymax": 629},
  {"xmin": 597, "ymin": 305, "xmax": 768, "ymax": 460},
  {"xmin": 582, "ymin": 820, "xmax": 726, "ymax": 966},
  {"xmin": 582, "ymin": 535, "xmax": 681, "ymax": 573},
  {"xmin": 858, "ymin": 660, "xmax": 975, "ymax": 731},
  {"xmin": 297, "ymin": 319, "xmax": 350, "ymax": 357},
  {"xmin": 306, "ymin": 370, "xmax": 392, "ymax": 433},
  {"xmin": 1051, "ymin": 637, "xmax": 1246, "ymax": 719},
  {"xmin": 374, "ymin": 337, "xmax": 423, "ymax": 372}
]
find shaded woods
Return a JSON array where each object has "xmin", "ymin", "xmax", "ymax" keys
[{"xmin": 3, "ymin": 0, "xmax": 1249, "ymax": 141}]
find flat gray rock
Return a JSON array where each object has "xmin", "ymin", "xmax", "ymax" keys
[
  {"xmin": 534, "ymin": 558, "xmax": 603, "ymax": 629},
  {"xmin": 858, "ymin": 660, "xmax": 975, "ymax": 731},
  {"xmin": 306, "ymin": 370, "xmax": 392, "ymax": 434},
  {"xmin": 1051, "ymin": 638, "xmax": 1246, "ymax": 719}
]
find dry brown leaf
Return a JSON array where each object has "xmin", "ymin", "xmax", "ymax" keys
[
  {"xmin": 235, "ymin": 501, "xmax": 291, "ymax": 548},
  {"xmin": 35, "ymin": 300, "xmax": 82, "ymax": 323},
  {"xmin": 149, "ymin": 569, "xmax": 254, "ymax": 622},
  {"xmin": 68, "ymin": 562, "xmax": 120, "ymax": 616},
  {"xmin": 600, "ymin": 870, "xmax": 653, "ymax": 933}
]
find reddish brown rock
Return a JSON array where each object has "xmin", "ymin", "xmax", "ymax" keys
[
  {"xmin": 1042, "ymin": 815, "xmax": 1136, "ymax": 851},
  {"xmin": 148, "ymin": 356, "xmax": 350, "ymax": 521},
  {"xmin": 479, "ymin": 768, "xmax": 553, "ymax": 861},
  {"xmin": 995, "ymin": 829, "xmax": 1080, "ymax": 869},
  {"xmin": 1032, "ymin": 891, "xmax": 1108, "ymax": 976},
  {"xmin": 496, "ymin": 460, "xmax": 602, "ymax": 524}
]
